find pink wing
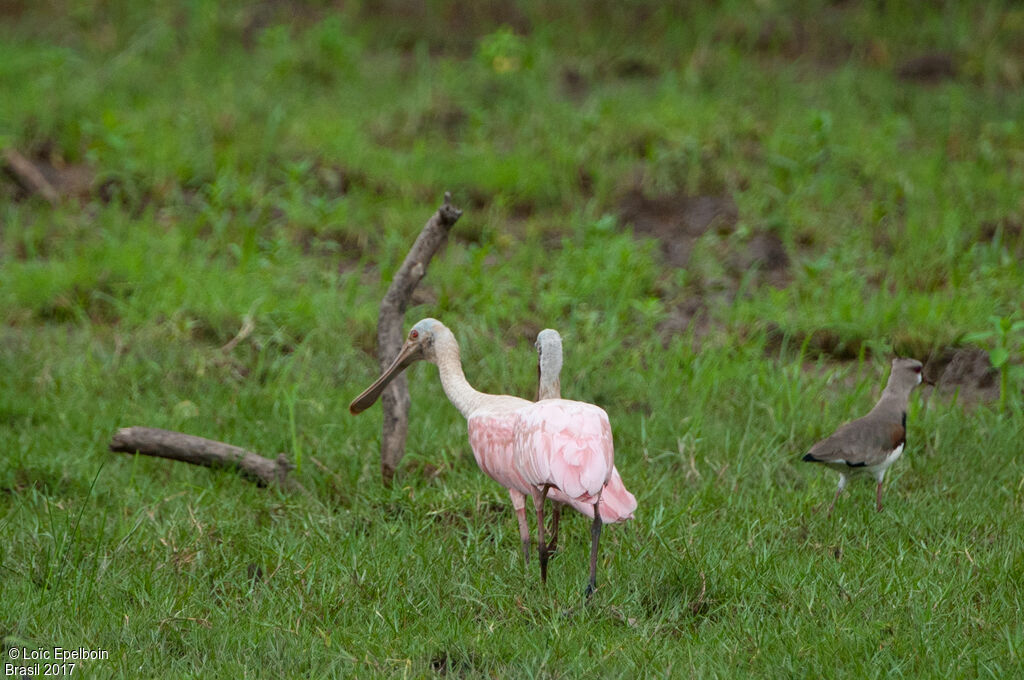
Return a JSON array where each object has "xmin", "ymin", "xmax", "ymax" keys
[
  {"xmin": 513, "ymin": 400, "xmax": 614, "ymax": 505},
  {"xmin": 467, "ymin": 412, "xmax": 534, "ymax": 496},
  {"xmin": 547, "ymin": 466, "xmax": 637, "ymax": 523},
  {"xmin": 469, "ymin": 400, "xmax": 637, "ymax": 523},
  {"xmin": 597, "ymin": 466, "xmax": 638, "ymax": 522}
]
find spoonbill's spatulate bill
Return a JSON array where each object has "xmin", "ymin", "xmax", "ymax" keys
[
  {"xmin": 350, "ymin": 319, "xmax": 632, "ymax": 596},
  {"xmin": 801, "ymin": 357, "xmax": 925, "ymax": 513}
]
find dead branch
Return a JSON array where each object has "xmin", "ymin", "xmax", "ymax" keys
[
  {"xmin": 109, "ymin": 427, "xmax": 305, "ymax": 492},
  {"xmin": 376, "ymin": 191, "xmax": 462, "ymax": 485},
  {"xmin": 2, "ymin": 148, "xmax": 59, "ymax": 204},
  {"xmin": 219, "ymin": 315, "xmax": 255, "ymax": 353}
]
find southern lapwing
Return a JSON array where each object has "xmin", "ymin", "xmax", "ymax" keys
[{"xmin": 802, "ymin": 357, "xmax": 925, "ymax": 513}]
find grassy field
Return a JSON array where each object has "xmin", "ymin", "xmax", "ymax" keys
[{"xmin": 2, "ymin": 1, "xmax": 1024, "ymax": 676}]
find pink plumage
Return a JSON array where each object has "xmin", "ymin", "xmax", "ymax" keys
[
  {"xmin": 349, "ymin": 318, "xmax": 634, "ymax": 595},
  {"xmin": 591, "ymin": 468, "xmax": 637, "ymax": 523},
  {"xmin": 467, "ymin": 400, "xmax": 621, "ymax": 512}
]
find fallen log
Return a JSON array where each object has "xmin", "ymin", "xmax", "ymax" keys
[{"xmin": 109, "ymin": 427, "xmax": 305, "ymax": 492}]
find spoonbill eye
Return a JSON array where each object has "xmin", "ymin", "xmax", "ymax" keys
[
  {"xmin": 912, "ymin": 365, "xmax": 921, "ymax": 373},
  {"xmin": 410, "ymin": 330, "xmax": 419, "ymax": 339}
]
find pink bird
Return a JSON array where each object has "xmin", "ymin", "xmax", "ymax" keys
[
  {"xmin": 525, "ymin": 329, "xmax": 637, "ymax": 564},
  {"xmin": 350, "ymin": 319, "xmax": 636, "ymax": 596}
]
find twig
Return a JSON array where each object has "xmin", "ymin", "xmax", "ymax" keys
[
  {"xmin": 375, "ymin": 192, "xmax": 462, "ymax": 485},
  {"xmin": 220, "ymin": 315, "xmax": 255, "ymax": 353},
  {"xmin": 689, "ymin": 570, "xmax": 708, "ymax": 615},
  {"xmin": 3, "ymin": 148, "xmax": 59, "ymax": 204},
  {"xmin": 109, "ymin": 427, "xmax": 306, "ymax": 493}
]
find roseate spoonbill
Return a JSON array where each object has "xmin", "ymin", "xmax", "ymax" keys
[
  {"xmin": 350, "ymin": 318, "xmax": 634, "ymax": 595},
  {"xmin": 802, "ymin": 358, "xmax": 925, "ymax": 513},
  {"xmin": 524, "ymin": 329, "xmax": 637, "ymax": 562}
]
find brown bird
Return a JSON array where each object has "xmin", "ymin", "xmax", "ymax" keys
[{"xmin": 802, "ymin": 357, "xmax": 925, "ymax": 513}]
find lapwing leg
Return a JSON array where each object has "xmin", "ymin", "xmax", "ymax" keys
[
  {"xmin": 509, "ymin": 489, "xmax": 531, "ymax": 565},
  {"xmin": 827, "ymin": 474, "xmax": 848, "ymax": 515},
  {"xmin": 546, "ymin": 503, "xmax": 561, "ymax": 554},
  {"xmin": 873, "ymin": 470, "xmax": 888, "ymax": 512},
  {"xmin": 586, "ymin": 493, "xmax": 603, "ymax": 599},
  {"xmin": 827, "ymin": 487, "xmax": 842, "ymax": 515},
  {"xmin": 533, "ymin": 485, "xmax": 551, "ymax": 584}
]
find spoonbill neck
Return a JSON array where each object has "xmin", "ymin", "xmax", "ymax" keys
[
  {"xmin": 537, "ymin": 374, "xmax": 560, "ymax": 401},
  {"xmin": 432, "ymin": 331, "xmax": 488, "ymax": 418}
]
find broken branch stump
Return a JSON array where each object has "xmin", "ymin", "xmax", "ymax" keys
[
  {"xmin": 109, "ymin": 427, "xmax": 303, "ymax": 492},
  {"xmin": 376, "ymin": 191, "xmax": 462, "ymax": 485},
  {"xmin": 2, "ymin": 148, "xmax": 59, "ymax": 204}
]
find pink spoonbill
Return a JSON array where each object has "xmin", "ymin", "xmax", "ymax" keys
[
  {"xmin": 350, "ymin": 319, "xmax": 635, "ymax": 596},
  {"xmin": 527, "ymin": 329, "xmax": 637, "ymax": 563}
]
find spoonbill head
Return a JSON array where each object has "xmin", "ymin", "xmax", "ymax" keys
[
  {"xmin": 350, "ymin": 318, "xmax": 450, "ymax": 415},
  {"xmin": 535, "ymin": 328, "xmax": 562, "ymax": 401}
]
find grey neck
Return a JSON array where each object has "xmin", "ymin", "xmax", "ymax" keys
[
  {"xmin": 537, "ymin": 332, "xmax": 563, "ymax": 400},
  {"xmin": 537, "ymin": 374, "xmax": 561, "ymax": 400}
]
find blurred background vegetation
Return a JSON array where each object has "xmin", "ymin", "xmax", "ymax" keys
[
  {"xmin": 1, "ymin": 1, "xmax": 1023, "ymax": 676},
  {"xmin": 3, "ymin": 1, "xmax": 1023, "ymax": 356}
]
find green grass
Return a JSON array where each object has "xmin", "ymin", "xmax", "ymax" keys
[{"xmin": 2, "ymin": 1, "xmax": 1024, "ymax": 676}]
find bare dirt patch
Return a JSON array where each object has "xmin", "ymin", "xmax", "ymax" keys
[
  {"xmin": 359, "ymin": 0, "xmax": 530, "ymax": 56},
  {"xmin": 560, "ymin": 66, "xmax": 589, "ymax": 102},
  {"xmin": 608, "ymin": 55, "xmax": 660, "ymax": 80},
  {"xmin": 763, "ymin": 332, "xmax": 1002, "ymax": 404},
  {"xmin": 727, "ymin": 230, "xmax": 790, "ymax": 288},
  {"xmin": 764, "ymin": 324, "xmax": 868, "ymax": 362},
  {"xmin": 370, "ymin": 100, "xmax": 470, "ymax": 149},
  {"xmin": 656, "ymin": 298, "xmax": 709, "ymax": 343},
  {"xmin": 924, "ymin": 347, "xmax": 1000, "ymax": 405},
  {"xmin": 618, "ymin": 185, "xmax": 793, "ymax": 343},
  {"xmin": 977, "ymin": 218, "xmax": 1024, "ymax": 258},
  {"xmin": 896, "ymin": 52, "xmax": 958, "ymax": 83},
  {"xmin": 294, "ymin": 227, "xmax": 367, "ymax": 260},
  {"xmin": 2, "ymin": 147, "xmax": 95, "ymax": 203},
  {"xmin": 239, "ymin": 0, "xmax": 326, "ymax": 49},
  {"xmin": 617, "ymin": 187, "xmax": 735, "ymax": 343},
  {"xmin": 751, "ymin": 15, "xmax": 855, "ymax": 67},
  {"xmin": 304, "ymin": 160, "xmax": 392, "ymax": 199},
  {"xmin": 617, "ymin": 187, "xmax": 738, "ymax": 268}
]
